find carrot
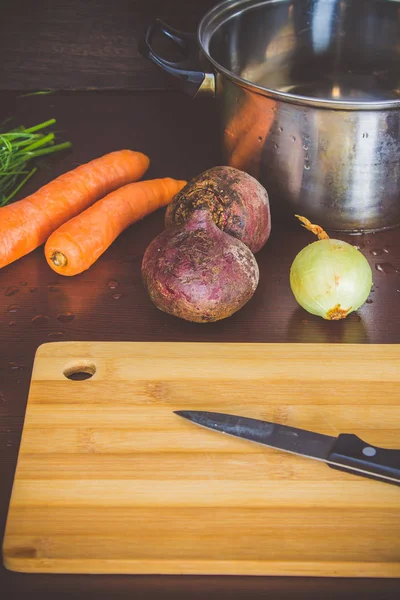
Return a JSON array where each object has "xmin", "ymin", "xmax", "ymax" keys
[
  {"xmin": 0, "ymin": 149, "xmax": 150, "ymax": 269},
  {"xmin": 45, "ymin": 177, "xmax": 187, "ymax": 276}
]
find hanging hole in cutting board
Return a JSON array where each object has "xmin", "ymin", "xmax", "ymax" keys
[{"xmin": 63, "ymin": 361, "xmax": 96, "ymax": 381}]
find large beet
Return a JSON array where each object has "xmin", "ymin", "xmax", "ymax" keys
[
  {"xmin": 142, "ymin": 210, "xmax": 259, "ymax": 323},
  {"xmin": 165, "ymin": 166, "xmax": 271, "ymax": 254}
]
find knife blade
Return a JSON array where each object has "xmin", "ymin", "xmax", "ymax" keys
[{"xmin": 174, "ymin": 410, "xmax": 400, "ymax": 486}]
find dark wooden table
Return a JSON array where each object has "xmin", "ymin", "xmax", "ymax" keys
[{"xmin": 1, "ymin": 1, "xmax": 400, "ymax": 598}]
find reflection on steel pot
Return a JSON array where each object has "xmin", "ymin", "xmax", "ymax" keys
[{"xmin": 143, "ymin": 0, "xmax": 400, "ymax": 232}]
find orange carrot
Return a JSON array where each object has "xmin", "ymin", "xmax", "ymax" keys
[
  {"xmin": 0, "ymin": 150, "xmax": 150, "ymax": 269},
  {"xmin": 45, "ymin": 177, "xmax": 187, "ymax": 276}
]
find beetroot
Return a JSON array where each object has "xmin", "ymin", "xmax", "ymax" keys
[
  {"xmin": 142, "ymin": 210, "xmax": 259, "ymax": 323},
  {"xmin": 165, "ymin": 166, "xmax": 271, "ymax": 254}
]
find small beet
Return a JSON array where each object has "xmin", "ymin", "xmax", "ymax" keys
[
  {"xmin": 165, "ymin": 166, "xmax": 271, "ymax": 254},
  {"xmin": 142, "ymin": 210, "xmax": 259, "ymax": 323}
]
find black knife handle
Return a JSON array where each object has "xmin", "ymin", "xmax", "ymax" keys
[{"xmin": 328, "ymin": 434, "xmax": 400, "ymax": 486}]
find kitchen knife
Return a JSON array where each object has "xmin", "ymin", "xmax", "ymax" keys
[{"xmin": 174, "ymin": 410, "xmax": 400, "ymax": 486}]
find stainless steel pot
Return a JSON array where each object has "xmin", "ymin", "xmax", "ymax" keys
[{"xmin": 144, "ymin": 0, "xmax": 400, "ymax": 232}]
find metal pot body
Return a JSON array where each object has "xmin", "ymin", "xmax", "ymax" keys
[
  {"xmin": 145, "ymin": 0, "xmax": 400, "ymax": 232},
  {"xmin": 216, "ymin": 74, "xmax": 399, "ymax": 231}
]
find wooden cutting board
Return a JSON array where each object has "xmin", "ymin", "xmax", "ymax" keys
[{"xmin": 3, "ymin": 342, "xmax": 400, "ymax": 577}]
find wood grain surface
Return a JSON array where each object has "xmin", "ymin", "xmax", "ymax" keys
[
  {"xmin": 3, "ymin": 341, "xmax": 400, "ymax": 577},
  {"xmin": 1, "ymin": 88, "xmax": 400, "ymax": 597},
  {"xmin": 0, "ymin": 0, "xmax": 218, "ymax": 91},
  {"xmin": 0, "ymin": 0, "xmax": 399, "ymax": 595}
]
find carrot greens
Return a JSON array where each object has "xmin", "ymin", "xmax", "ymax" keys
[{"xmin": 0, "ymin": 118, "xmax": 71, "ymax": 206}]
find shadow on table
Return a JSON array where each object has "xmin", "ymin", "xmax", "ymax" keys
[{"xmin": 286, "ymin": 308, "xmax": 370, "ymax": 344}]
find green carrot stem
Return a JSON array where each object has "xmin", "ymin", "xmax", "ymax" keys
[
  {"xmin": 0, "ymin": 178, "xmax": 17, "ymax": 194},
  {"xmin": 0, "ymin": 171, "xmax": 30, "ymax": 176},
  {"xmin": 3, "ymin": 135, "xmax": 42, "ymax": 147},
  {"xmin": 0, "ymin": 118, "xmax": 71, "ymax": 206},
  {"xmin": 22, "ymin": 140, "xmax": 72, "ymax": 159},
  {"xmin": 0, "ymin": 135, "xmax": 13, "ymax": 152},
  {"xmin": 14, "ymin": 133, "xmax": 55, "ymax": 154},
  {"xmin": 3, "ymin": 167, "xmax": 37, "ymax": 204},
  {"xmin": 24, "ymin": 119, "xmax": 56, "ymax": 134},
  {"xmin": 0, "ymin": 131, "xmax": 39, "ymax": 140},
  {"xmin": 11, "ymin": 142, "xmax": 72, "ymax": 170}
]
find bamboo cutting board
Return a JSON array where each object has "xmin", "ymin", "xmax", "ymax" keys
[{"xmin": 3, "ymin": 342, "xmax": 400, "ymax": 577}]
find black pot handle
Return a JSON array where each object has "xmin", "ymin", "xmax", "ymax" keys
[{"xmin": 142, "ymin": 19, "xmax": 215, "ymax": 97}]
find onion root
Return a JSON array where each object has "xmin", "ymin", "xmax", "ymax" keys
[{"xmin": 295, "ymin": 215, "xmax": 329, "ymax": 240}]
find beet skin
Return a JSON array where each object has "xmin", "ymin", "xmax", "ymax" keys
[
  {"xmin": 142, "ymin": 211, "xmax": 259, "ymax": 323},
  {"xmin": 165, "ymin": 166, "xmax": 271, "ymax": 254}
]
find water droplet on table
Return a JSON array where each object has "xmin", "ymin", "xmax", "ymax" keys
[
  {"xmin": 5, "ymin": 286, "xmax": 19, "ymax": 297},
  {"xmin": 108, "ymin": 280, "xmax": 119, "ymax": 290},
  {"xmin": 370, "ymin": 249, "xmax": 384, "ymax": 256},
  {"xmin": 366, "ymin": 299, "xmax": 373, "ymax": 304},
  {"xmin": 20, "ymin": 281, "xmax": 27, "ymax": 286},
  {"xmin": 48, "ymin": 285, "xmax": 59, "ymax": 292},
  {"xmin": 113, "ymin": 293, "xmax": 123, "ymax": 300},
  {"xmin": 8, "ymin": 305, "xmax": 18, "ymax": 313},
  {"xmin": 30, "ymin": 287, "xmax": 37, "ymax": 293},
  {"xmin": 32, "ymin": 314, "xmax": 50, "ymax": 325},
  {"xmin": 8, "ymin": 321, "xmax": 16, "ymax": 327},
  {"xmin": 57, "ymin": 312, "xmax": 74, "ymax": 323},
  {"xmin": 304, "ymin": 163, "xmax": 311, "ymax": 170},
  {"xmin": 9, "ymin": 362, "xmax": 25, "ymax": 371},
  {"xmin": 375, "ymin": 263, "xmax": 399, "ymax": 275}
]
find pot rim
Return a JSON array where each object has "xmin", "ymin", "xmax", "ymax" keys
[{"xmin": 198, "ymin": 0, "xmax": 400, "ymax": 110}]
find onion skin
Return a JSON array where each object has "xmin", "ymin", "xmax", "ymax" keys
[
  {"xmin": 165, "ymin": 166, "xmax": 271, "ymax": 254},
  {"xmin": 290, "ymin": 239, "xmax": 373, "ymax": 320},
  {"xmin": 142, "ymin": 211, "xmax": 259, "ymax": 323}
]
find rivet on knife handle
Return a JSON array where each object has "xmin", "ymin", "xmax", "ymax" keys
[{"xmin": 328, "ymin": 434, "xmax": 400, "ymax": 486}]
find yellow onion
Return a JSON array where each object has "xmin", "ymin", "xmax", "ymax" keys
[{"xmin": 290, "ymin": 216, "xmax": 373, "ymax": 320}]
